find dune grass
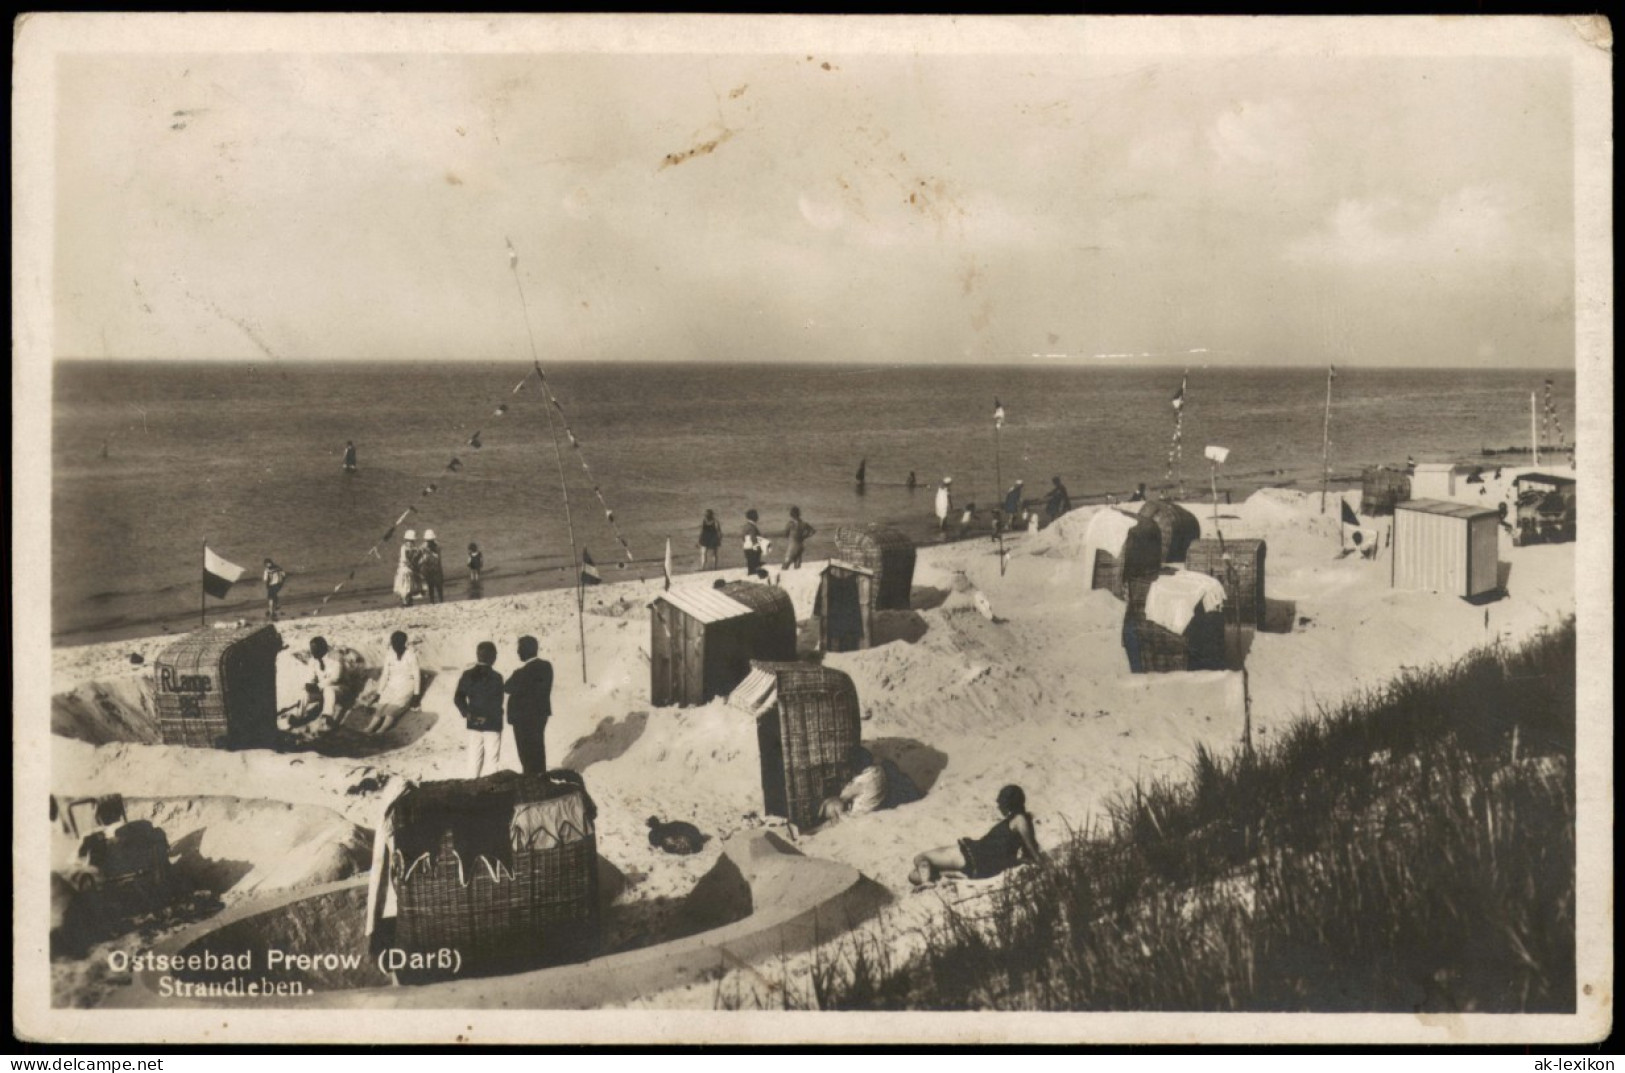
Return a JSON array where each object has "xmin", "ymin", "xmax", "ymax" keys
[{"xmin": 723, "ymin": 618, "xmax": 1576, "ymax": 1012}]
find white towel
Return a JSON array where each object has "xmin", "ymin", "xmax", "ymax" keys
[
  {"xmin": 1085, "ymin": 508, "xmax": 1139, "ymax": 574},
  {"xmin": 1144, "ymin": 570, "xmax": 1227, "ymax": 635}
]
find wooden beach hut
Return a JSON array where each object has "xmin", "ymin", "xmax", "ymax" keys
[
  {"xmin": 649, "ymin": 581, "xmax": 797, "ymax": 707},
  {"xmin": 728, "ymin": 661, "xmax": 863, "ymax": 830},
  {"xmin": 833, "ymin": 525, "xmax": 916, "ymax": 610},
  {"xmin": 1137, "ymin": 498, "xmax": 1201, "ymax": 563},
  {"xmin": 1182, "ymin": 538, "xmax": 1267, "ymax": 630},
  {"xmin": 152, "ymin": 625, "xmax": 282, "ymax": 749},
  {"xmin": 1391, "ymin": 500, "xmax": 1500, "ymax": 600},
  {"xmin": 1122, "ymin": 571, "xmax": 1228, "ymax": 674},
  {"xmin": 816, "ymin": 561, "xmax": 875, "ymax": 652},
  {"xmin": 1359, "ymin": 466, "xmax": 1412, "ymax": 516},
  {"xmin": 383, "ymin": 770, "xmax": 599, "ymax": 978}
]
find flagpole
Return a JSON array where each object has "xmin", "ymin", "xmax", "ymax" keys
[
  {"xmin": 993, "ymin": 402, "xmax": 1006, "ymax": 576},
  {"xmin": 200, "ymin": 539, "xmax": 207, "ymax": 628},
  {"xmin": 1319, "ymin": 366, "xmax": 1334, "ymax": 515},
  {"xmin": 1530, "ymin": 391, "xmax": 1539, "ymax": 467},
  {"xmin": 509, "ymin": 242, "xmax": 588, "ymax": 684}
]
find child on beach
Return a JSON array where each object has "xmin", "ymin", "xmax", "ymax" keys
[
  {"xmin": 908, "ymin": 784, "xmax": 1041, "ymax": 887},
  {"xmin": 467, "ymin": 543, "xmax": 483, "ymax": 586},
  {"xmin": 394, "ymin": 532, "xmax": 418, "ymax": 607}
]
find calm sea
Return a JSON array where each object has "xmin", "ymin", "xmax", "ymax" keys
[{"xmin": 51, "ymin": 361, "xmax": 1574, "ymax": 644}]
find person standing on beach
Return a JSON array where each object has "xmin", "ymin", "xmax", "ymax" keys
[
  {"xmin": 504, "ymin": 635, "xmax": 554, "ymax": 775},
  {"xmin": 1003, "ymin": 479, "xmax": 1026, "ymax": 519},
  {"xmin": 394, "ymin": 531, "xmax": 418, "ymax": 607},
  {"xmin": 342, "ymin": 441, "xmax": 358, "ymax": 473},
  {"xmin": 1045, "ymin": 476, "xmax": 1072, "ymax": 522},
  {"xmin": 1129, "ymin": 483, "xmax": 1147, "ymax": 503},
  {"xmin": 697, "ymin": 509, "xmax": 723, "ymax": 571},
  {"xmin": 421, "ymin": 530, "xmax": 445, "ymax": 604},
  {"xmin": 364, "ymin": 630, "xmax": 422, "ymax": 735},
  {"xmin": 262, "ymin": 558, "xmax": 287, "ymax": 622},
  {"xmin": 935, "ymin": 477, "xmax": 954, "ymax": 532},
  {"xmin": 467, "ymin": 542, "xmax": 484, "ymax": 590},
  {"xmin": 783, "ymin": 506, "xmax": 814, "ymax": 570},
  {"xmin": 907, "ymin": 471, "xmax": 918, "ymax": 491},
  {"xmin": 455, "ymin": 641, "xmax": 505, "ymax": 779},
  {"xmin": 958, "ymin": 502, "xmax": 976, "ymax": 540},
  {"xmin": 741, "ymin": 509, "xmax": 768, "ymax": 578}
]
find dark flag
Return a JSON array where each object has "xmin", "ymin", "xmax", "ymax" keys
[
  {"xmin": 202, "ymin": 546, "xmax": 246, "ymax": 599},
  {"xmin": 1341, "ymin": 499, "xmax": 1360, "ymax": 528},
  {"xmin": 468, "ymin": 431, "xmax": 482, "ymax": 449},
  {"xmin": 581, "ymin": 548, "xmax": 602, "ymax": 586},
  {"xmin": 855, "ymin": 458, "xmax": 867, "ymax": 484}
]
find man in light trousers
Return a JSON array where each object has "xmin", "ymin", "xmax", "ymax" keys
[{"xmin": 454, "ymin": 640, "xmax": 505, "ymax": 778}]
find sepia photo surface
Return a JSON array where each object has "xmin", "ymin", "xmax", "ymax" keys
[{"xmin": 12, "ymin": 13, "xmax": 1613, "ymax": 1046}]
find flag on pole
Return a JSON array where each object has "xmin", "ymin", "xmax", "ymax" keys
[
  {"xmin": 1340, "ymin": 499, "xmax": 1360, "ymax": 528},
  {"xmin": 580, "ymin": 548, "xmax": 602, "ymax": 586},
  {"xmin": 507, "ymin": 237, "xmax": 518, "ymax": 269},
  {"xmin": 202, "ymin": 546, "xmax": 246, "ymax": 599},
  {"xmin": 1171, "ymin": 378, "xmax": 1186, "ymax": 411},
  {"xmin": 1329, "ymin": 364, "xmax": 1337, "ymax": 380},
  {"xmin": 662, "ymin": 538, "xmax": 673, "ymax": 591},
  {"xmin": 993, "ymin": 399, "xmax": 1006, "ymax": 428}
]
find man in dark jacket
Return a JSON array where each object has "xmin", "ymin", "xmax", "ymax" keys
[
  {"xmin": 504, "ymin": 635, "xmax": 554, "ymax": 775},
  {"xmin": 455, "ymin": 641, "xmax": 505, "ymax": 778}
]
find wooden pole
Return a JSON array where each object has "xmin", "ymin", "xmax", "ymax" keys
[
  {"xmin": 199, "ymin": 539, "xmax": 206, "ymax": 628},
  {"xmin": 1531, "ymin": 392, "xmax": 1539, "ymax": 467},
  {"xmin": 1320, "ymin": 367, "xmax": 1334, "ymax": 514},
  {"xmin": 994, "ymin": 417, "xmax": 1007, "ymax": 575}
]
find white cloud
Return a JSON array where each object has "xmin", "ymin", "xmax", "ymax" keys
[{"xmin": 1285, "ymin": 185, "xmax": 1517, "ymax": 267}]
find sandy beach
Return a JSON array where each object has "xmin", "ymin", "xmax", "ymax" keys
[{"xmin": 48, "ymin": 478, "xmax": 1575, "ymax": 1009}]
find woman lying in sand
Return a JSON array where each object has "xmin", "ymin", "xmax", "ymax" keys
[{"xmin": 908, "ymin": 784, "xmax": 1041, "ymax": 887}]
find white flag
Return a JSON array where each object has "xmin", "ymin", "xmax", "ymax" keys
[
  {"xmin": 202, "ymin": 545, "xmax": 246, "ymax": 598},
  {"xmin": 993, "ymin": 398, "xmax": 1006, "ymax": 429},
  {"xmin": 663, "ymin": 537, "xmax": 673, "ymax": 591}
]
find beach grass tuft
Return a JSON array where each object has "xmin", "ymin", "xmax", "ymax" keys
[{"xmin": 720, "ymin": 618, "xmax": 1576, "ymax": 1012}]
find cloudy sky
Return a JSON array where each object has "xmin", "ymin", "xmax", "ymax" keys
[{"xmin": 48, "ymin": 18, "xmax": 1583, "ymax": 367}]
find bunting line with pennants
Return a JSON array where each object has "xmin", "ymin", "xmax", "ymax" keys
[
  {"xmin": 1542, "ymin": 378, "xmax": 1563, "ymax": 456},
  {"xmin": 1166, "ymin": 371, "xmax": 1187, "ymax": 497},
  {"xmin": 1320, "ymin": 364, "xmax": 1336, "ymax": 514},
  {"xmin": 993, "ymin": 397, "xmax": 1008, "ymax": 576}
]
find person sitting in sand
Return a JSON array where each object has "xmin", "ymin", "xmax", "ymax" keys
[
  {"xmin": 1045, "ymin": 476, "xmax": 1072, "ymax": 522},
  {"xmin": 279, "ymin": 636, "xmax": 345, "ymax": 741},
  {"xmin": 818, "ymin": 746, "xmax": 920, "ymax": 827},
  {"xmin": 363, "ymin": 630, "xmax": 422, "ymax": 735},
  {"xmin": 1129, "ymin": 482, "xmax": 1147, "ymax": 503},
  {"xmin": 908, "ymin": 784, "xmax": 1041, "ymax": 887}
]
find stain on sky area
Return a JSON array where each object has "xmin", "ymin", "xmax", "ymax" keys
[
  {"xmin": 659, "ymin": 128, "xmax": 736, "ymax": 170},
  {"xmin": 446, "ymin": 172, "xmax": 464, "ymax": 186},
  {"xmin": 728, "ymin": 84, "xmax": 748, "ymax": 99}
]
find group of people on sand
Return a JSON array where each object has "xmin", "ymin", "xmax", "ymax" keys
[
  {"xmin": 810, "ymin": 741, "xmax": 1042, "ymax": 888},
  {"xmin": 929, "ymin": 474, "xmax": 1077, "ymax": 541},
  {"xmin": 697, "ymin": 506, "xmax": 816, "ymax": 579},
  {"xmin": 452, "ymin": 636, "xmax": 555, "ymax": 780}
]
